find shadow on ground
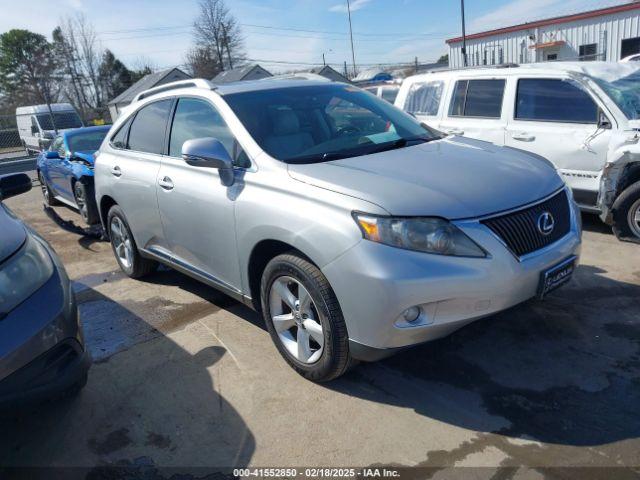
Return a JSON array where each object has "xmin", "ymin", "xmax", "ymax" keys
[
  {"xmin": 0, "ymin": 285, "xmax": 255, "ymax": 473},
  {"xmin": 328, "ymin": 264, "xmax": 640, "ymax": 448}
]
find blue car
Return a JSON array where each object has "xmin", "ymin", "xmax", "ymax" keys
[{"xmin": 37, "ymin": 125, "xmax": 110, "ymax": 225}]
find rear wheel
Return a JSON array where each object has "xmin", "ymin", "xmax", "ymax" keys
[
  {"xmin": 260, "ymin": 253, "xmax": 353, "ymax": 382},
  {"xmin": 73, "ymin": 181, "xmax": 99, "ymax": 225},
  {"xmin": 39, "ymin": 171, "xmax": 60, "ymax": 207},
  {"xmin": 612, "ymin": 182, "xmax": 640, "ymax": 243},
  {"xmin": 107, "ymin": 205, "xmax": 157, "ymax": 278}
]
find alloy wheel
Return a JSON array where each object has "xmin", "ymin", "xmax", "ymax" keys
[
  {"xmin": 39, "ymin": 173, "xmax": 49, "ymax": 200},
  {"xmin": 628, "ymin": 198, "xmax": 640, "ymax": 239},
  {"xmin": 269, "ymin": 276, "xmax": 324, "ymax": 364},
  {"xmin": 74, "ymin": 184, "xmax": 89, "ymax": 222},
  {"xmin": 110, "ymin": 216, "xmax": 133, "ymax": 270}
]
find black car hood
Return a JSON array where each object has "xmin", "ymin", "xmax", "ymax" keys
[{"xmin": 0, "ymin": 204, "xmax": 26, "ymax": 262}]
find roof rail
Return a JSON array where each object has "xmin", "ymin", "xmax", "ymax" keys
[
  {"xmin": 133, "ymin": 79, "xmax": 215, "ymax": 103},
  {"xmin": 423, "ymin": 63, "xmax": 521, "ymax": 74}
]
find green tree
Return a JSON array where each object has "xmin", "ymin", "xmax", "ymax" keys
[
  {"xmin": 0, "ymin": 29, "xmax": 59, "ymax": 105},
  {"xmin": 99, "ymin": 49, "xmax": 133, "ymax": 101},
  {"xmin": 437, "ymin": 54, "xmax": 449, "ymax": 64}
]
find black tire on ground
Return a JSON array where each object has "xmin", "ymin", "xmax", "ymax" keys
[
  {"xmin": 73, "ymin": 180, "xmax": 99, "ymax": 225},
  {"xmin": 106, "ymin": 205, "xmax": 157, "ymax": 278},
  {"xmin": 260, "ymin": 252, "xmax": 354, "ymax": 382},
  {"xmin": 612, "ymin": 181, "xmax": 640, "ymax": 244},
  {"xmin": 38, "ymin": 171, "xmax": 60, "ymax": 206}
]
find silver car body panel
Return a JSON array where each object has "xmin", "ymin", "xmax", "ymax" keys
[{"xmin": 95, "ymin": 79, "xmax": 582, "ymax": 353}]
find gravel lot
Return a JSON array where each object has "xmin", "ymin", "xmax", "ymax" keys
[{"xmin": 1, "ymin": 174, "xmax": 639, "ymax": 476}]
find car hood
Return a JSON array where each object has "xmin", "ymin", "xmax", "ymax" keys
[
  {"xmin": 287, "ymin": 136, "xmax": 563, "ymax": 219},
  {"xmin": 0, "ymin": 204, "xmax": 26, "ymax": 262}
]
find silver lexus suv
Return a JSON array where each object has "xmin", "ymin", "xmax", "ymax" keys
[{"xmin": 95, "ymin": 78, "xmax": 581, "ymax": 381}]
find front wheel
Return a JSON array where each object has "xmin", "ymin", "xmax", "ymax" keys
[
  {"xmin": 39, "ymin": 171, "xmax": 60, "ymax": 207},
  {"xmin": 73, "ymin": 181, "xmax": 99, "ymax": 225},
  {"xmin": 107, "ymin": 205, "xmax": 157, "ymax": 278},
  {"xmin": 612, "ymin": 182, "xmax": 640, "ymax": 243},
  {"xmin": 260, "ymin": 253, "xmax": 353, "ymax": 382}
]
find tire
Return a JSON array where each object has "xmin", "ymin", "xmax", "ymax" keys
[
  {"xmin": 260, "ymin": 252, "xmax": 353, "ymax": 382},
  {"xmin": 73, "ymin": 180, "xmax": 99, "ymax": 225},
  {"xmin": 38, "ymin": 171, "xmax": 60, "ymax": 206},
  {"xmin": 107, "ymin": 205, "xmax": 157, "ymax": 278},
  {"xmin": 612, "ymin": 181, "xmax": 640, "ymax": 243}
]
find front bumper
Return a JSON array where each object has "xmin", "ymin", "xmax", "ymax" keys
[
  {"xmin": 323, "ymin": 198, "xmax": 582, "ymax": 359},
  {"xmin": 0, "ymin": 237, "xmax": 90, "ymax": 408}
]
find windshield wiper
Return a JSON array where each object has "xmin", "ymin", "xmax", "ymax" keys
[
  {"xmin": 287, "ymin": 151, "xmax": 351, "ymax": 164},
  {"xmin": 364, "ymin": 136, "xmax": 433, "ymax": 155}
]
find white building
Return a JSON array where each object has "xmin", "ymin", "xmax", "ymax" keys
[{"xmin": 447, "ymin": 2, "xmax": 640, "ymax": 68}]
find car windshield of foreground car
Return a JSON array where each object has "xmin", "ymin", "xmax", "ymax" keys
[
  {"xmin": 593, "ymin": 71, "xmax": 640, "ymax": 120},
  {"xmin": 67, "ymin": 130, "xmax": 108, "ymax": 152},
  {"xmin": 223, "ymin": 84, "xmax": 439, "ymax": 163},
  {"xmin": 36, "ymin": 112, "xmax": 83, "ymax": 130}
]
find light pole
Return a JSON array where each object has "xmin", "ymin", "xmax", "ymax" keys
[
  {"xmin": 346, "ymin": 0, "xmax": 357, "ymax": 76},
  {"xmin": 461, "ymin": 0, "xmax": 468, "ymax": 67}
]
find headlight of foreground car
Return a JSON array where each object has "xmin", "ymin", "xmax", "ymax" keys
[
  {"xmin": 0, "ymin": 236, "xmax": 55, "ymax": 317},
  {"xmin": 353, "ymin": 213, "xmax": 486, "ymax": 257}
]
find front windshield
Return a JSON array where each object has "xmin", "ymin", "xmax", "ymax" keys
[
  {"xmin": 223, "ymin": 84, "xmax": 439, "ymax": 163},
  {"xmin": 593, "ymin": 71, "xmax": 640, "ymax": 120},
  {"xmin": 67, "ymin": 129, "xmax": 109, "ymax": 152},
  {"xmin": 37, "ymin": 112, "xmax": 83, "ymax": 130}
]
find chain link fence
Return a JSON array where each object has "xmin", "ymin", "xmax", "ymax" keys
[
  {"xmin": 0, "ymin": 113, "xmax": 25, "ymax": 161},
  {"xmin": 0, "ymin": 109, "xmax": 110, "ymax": 164}
]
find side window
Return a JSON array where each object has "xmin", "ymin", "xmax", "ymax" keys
[
  {"xmin": 515, "ymin": 78, "xmax": 598, "ymax": 123},
  {"xmin": 404, "ymin": 81, "xmax": 443, "ymax": 116},
  {"xmin": 110, "ymin": 117, "xmax": 132, "ymax": 149},
  {"xmin": 449, "ymin": 79, "xmax": 505, "ymax": 118},
  {"xmin": 168, "ymin": 97, "xmax": 248, "ymax": 167},
  {"xmin": 127, "ymin": 99, "xmax": 173, "ymax": 154}
]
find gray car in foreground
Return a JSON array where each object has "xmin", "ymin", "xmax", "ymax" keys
[
  {"xmin": 95, "ymin": 79, "xmax": 581, "ymax": 381},
  {"xmin": 0, "ymin": 174, "xmax": 90, "ymax": 407}
]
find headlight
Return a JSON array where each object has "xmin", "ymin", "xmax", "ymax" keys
[
  {"xmin": 353, "ymin": 212, "xmax": 486, "ymax": 257},
  {"xmin": 0, "ymin": 236, "xmax": 55, "ymax": 317}
]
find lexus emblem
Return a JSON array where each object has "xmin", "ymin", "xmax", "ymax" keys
[{"xmin": 537, "ymin": 212, "xmax": 555, "ymax": 236}]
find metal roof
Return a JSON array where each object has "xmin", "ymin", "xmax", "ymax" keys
[
  {"xmin": 212, "ymin": 64, "xmax": 272, "ymax": 83},
  {"xmin": 108, "ymin": 68, "xmax": 190, "ymax": 106},
  {"xmin": 446, "ymin": 2, "xmax": 640, "ymax": 44}
]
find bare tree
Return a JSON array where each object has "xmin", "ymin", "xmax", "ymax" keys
[
  {"xmin": 54, "ymin": 16, "xmax": 102, "ymax": 107},
  {"xmin": 193, "ymin": 0, "xmax": 244, "ymax": 72},
  {"xmin": 185, "ymin": 46, "xmax": 221, "ymax": 79}
]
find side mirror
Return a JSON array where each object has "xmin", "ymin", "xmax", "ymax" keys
[
  {"xmin": 31, "ymin": 125, "xmax": 38, "ymax": 135},
  {"xmin": 598, "ymin": 111, "xmax": 612, "ymax": 130},
  {"xmin": 0, "ymin": 173, "xmax": 32, "ymax": 201},
  {"xmin": 182, "ymin": 137, "xmax": 235, "ymax": 186},
  {"xmin": 45, "ymin": 150, "xmax": 60, "ymax": 159}
]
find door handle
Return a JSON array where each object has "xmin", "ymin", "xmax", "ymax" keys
[
  {"xmin": 111, "ymin": 166, "xmax": 122, "ymax": 177},
  {"xmin": 158, "ymin": 176, "xmax": 174, "ymax": 190},
  {"xmin": 512, "ymin": 132, "xmax": 536, "ymax": 142},
  {"xmin": 445, "ymin": 128, "xmax": 464, "ymax": 136}
]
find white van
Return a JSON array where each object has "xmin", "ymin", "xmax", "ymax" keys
[
  {"xmin": 395, "ymin": 62, "xmax": 640, "ymax": 242},
  {"xmin": 16, "ymin": 103, "xmax": 83, "ymax": 154}
]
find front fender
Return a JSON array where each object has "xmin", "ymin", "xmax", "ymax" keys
[{"xmin": 598, "ymin": 138, "xmax": 640, "ymax": 224}]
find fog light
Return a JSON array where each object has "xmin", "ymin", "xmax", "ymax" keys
[{"xmin": 402, "ymin": 306, "xmax": 421, "ymax": 323}]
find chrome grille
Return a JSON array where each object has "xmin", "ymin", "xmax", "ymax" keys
[{"xmin": 481, "ymin": 190, "xmax": 571, "ymax": 257}]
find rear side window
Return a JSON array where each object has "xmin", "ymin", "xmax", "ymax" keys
[
  {"xmin": 449, "ymin": 79, "xmax": 505, "ymax": 118},
  {"xmin": 110, "ymin": 118, "xmax": 132, "ymax": 149},
  {"xmin": 127, "ymin": 100, "xmax": 173, "ymax": 154},
  {"xmin": 515, "ymin": 78, "xmax": 598, "ymax": 123},
  {"xmin": 404, "ymin": 81, "xmax": 443, "ymax": 116}
]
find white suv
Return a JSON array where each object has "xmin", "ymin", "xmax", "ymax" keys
[{"xmin": 395, "ymin": 62, "xmax": 640, "ymax": 242}]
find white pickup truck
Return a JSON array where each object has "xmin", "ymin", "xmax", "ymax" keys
[{"xmin": 395, "ymin": 62, "xmax": 640, "ymax": 242}]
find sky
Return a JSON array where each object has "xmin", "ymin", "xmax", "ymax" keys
[{"xmin": 0, "ymin": 0, "xmax": 632, "ymax": 73}]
